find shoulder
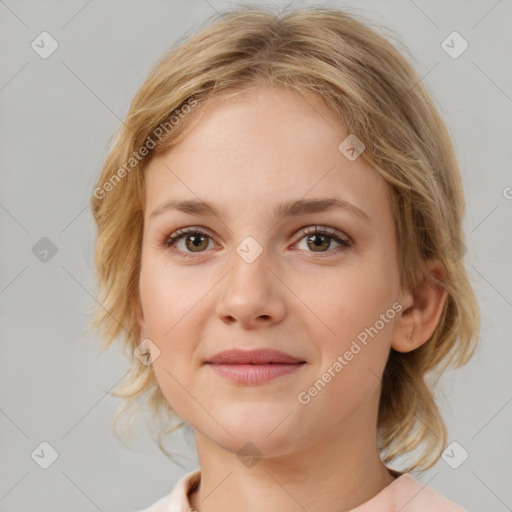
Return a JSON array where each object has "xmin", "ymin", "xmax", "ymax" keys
[
  {"xmin": 132, "ymin": 469, "xmax": 201, "ymax": 512},
  {"xmin": 391, "ymin": 473, "xmax": 467, "ymax": 511}
]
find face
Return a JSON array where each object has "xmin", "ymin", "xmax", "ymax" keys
[{"xmin": 138, "ymin": 87, "xmax": 406, "ymax": 457}]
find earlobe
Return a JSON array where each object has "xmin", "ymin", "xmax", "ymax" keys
[{"xmin": 391, "ymin": 260, "xmax": 448, "ymax": 353}]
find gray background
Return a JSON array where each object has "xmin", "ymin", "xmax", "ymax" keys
[{"xmin": 1, "ymin": 0, "xmax": 511, "ymax": 510}]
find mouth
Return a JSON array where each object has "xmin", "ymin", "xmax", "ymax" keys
[
  {"xmin": 206, "ymin": 362, "xmax": 306, "ymax": 385},
  {"xmin": 204, "ymin": 348, "xmax": 306, "ymax": 385},
  {"xmin": 205, "ymin": 348, "xmax": 306, "ymax": 365}
]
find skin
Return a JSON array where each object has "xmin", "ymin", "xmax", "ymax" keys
[{"xmin": 137, "ymin": 86, "xmax": 447, "ymax": 511}]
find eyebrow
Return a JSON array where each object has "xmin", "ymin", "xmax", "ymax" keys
[{"xmin": 150, "ymin": 197, "xmax": 371, "ymax": 223}]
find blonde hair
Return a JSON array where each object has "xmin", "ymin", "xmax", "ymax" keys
[{"xmin": 88, "ymin": 5, "xmax": 480, "ymax": 471}]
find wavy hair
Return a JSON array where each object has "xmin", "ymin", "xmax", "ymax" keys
[{"xmin": 87, "ymin": 4, "xmax": 480, "ymax": 471}]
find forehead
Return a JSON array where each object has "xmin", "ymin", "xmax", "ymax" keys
[{"xmin": 143, "ymin": 87, "xmax": 391, "ymax": 224}]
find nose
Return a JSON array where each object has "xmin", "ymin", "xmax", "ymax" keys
[{"xmin": 215, "ymin": 246, "xmax": 286, "ymax": 329}]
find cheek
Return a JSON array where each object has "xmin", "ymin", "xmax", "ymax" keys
[
  {"xmin": 139, "ymin": 257, "xmax": 205, "ymax": 361},
  {"xmin": 307, "ymin": 283, "xmax": 396, "ymax": 421},
  {"xmin": 316, "ymin": 258, "xmax": 398, "ymax": 364},
  {"xmin": 139, "ymin": 257, "xmax": 195, "ymax": 335},
  {"xmin": 139, "ymin": 263, "xmax": 198, "ymax": 417}
]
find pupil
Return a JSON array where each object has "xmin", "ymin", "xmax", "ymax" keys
[
  {"xmin": 186, "ymin": 234, "xmax": 209, "ymax": 252},
  {"xmin": 309, "ymin": 234, "xmax": 328, "ymax": 250}
]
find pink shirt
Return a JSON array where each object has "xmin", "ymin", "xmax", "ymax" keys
[{"xmin": 135, "ymin": 469, "xmax": 467, "ymax": 511}]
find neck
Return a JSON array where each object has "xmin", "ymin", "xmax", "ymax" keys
[{"xmin": 188, "ymin": 392, "xmax": 397, "ymax": 512}]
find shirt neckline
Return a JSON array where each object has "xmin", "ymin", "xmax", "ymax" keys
[{"xmin": 182, "ymin": 468, "xmax": 410, "ymax": 511}]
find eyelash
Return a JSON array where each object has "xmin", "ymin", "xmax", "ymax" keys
[{"xmin": 162, "ymin": 225, "xmax": 352, "ymax": 259}]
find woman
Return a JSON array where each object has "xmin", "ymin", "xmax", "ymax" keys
[{"xmin": 89, "ymin": 6, "xmax": 478, "ymax": 511}]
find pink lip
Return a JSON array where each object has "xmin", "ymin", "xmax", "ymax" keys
[
  {"xmin": 206, "ymin": 348, "xmax": 305, "ymax": 365},
  {"xmin": 208, "ymin": 363, "xmax": 305, "ymax": 384},
  {"xmin": 205, "ymin": 349, "xmax": 306, "ymax": 385}
]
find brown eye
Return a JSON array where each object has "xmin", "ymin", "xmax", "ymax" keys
[
  {"xmin": 183, "ymin": 233, "xmax": 210, "ymax": 252},
  {"xmin": 164, "ymin": 228, "xmax": 214, "ymax": 255},
  {"xmin": 306, "ymin": 233, "xmax": 331, "ymax": 251},
  {"xmin": 163, "ymin": 225, "xmax": 352, "ymax": 259},
  {"xmin": 295, "ymin": 226, "xmax": 352, "ymax": 255}
]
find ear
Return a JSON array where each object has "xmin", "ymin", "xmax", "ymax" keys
[{"xmin": 391, "ymin": 259, "xmax": 448, "ymax": 353}]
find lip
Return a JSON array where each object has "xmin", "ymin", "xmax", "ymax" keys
[
  {"xmin": 205, "ymin": 349, "xmax": 306, "ymax": 385},
  {"xmin": 206, "ymin": 348, "xmax": 305, "ymax": 365}
]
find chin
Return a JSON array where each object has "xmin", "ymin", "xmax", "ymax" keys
[
  {"xmin": 216, "ymin": 431, "xmax": 299, "ymax": 460},
  {"xmin": 204, "ymin": 412, "xmax": 306, "ymax": 456}
]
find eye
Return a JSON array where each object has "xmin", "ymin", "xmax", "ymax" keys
[
  {"xmin": 293, "ymin": 225, "xmax": 352, "ymax": 256},
  {"xmin": 163, "ymin": 227, "xmax": 216, "ymax": 256},
  {"xmin": 162, "ymin": 225, "xmax": 352, "ymax": 258}
]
